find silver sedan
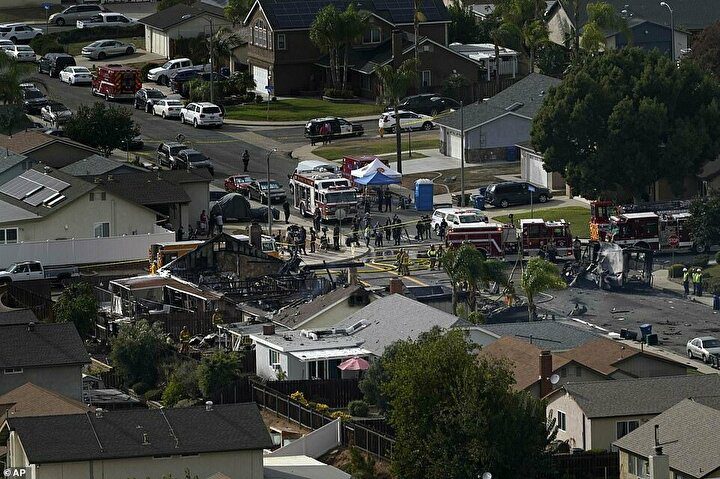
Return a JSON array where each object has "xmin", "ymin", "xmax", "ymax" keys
[{"xmin": 81, "ymin": 39, "xmax": 135, "ymax": 60}]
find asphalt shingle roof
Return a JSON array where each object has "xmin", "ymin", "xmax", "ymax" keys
[
  {"xmin": 436, "ymin": 73, "xmax": 561, "ymax": 131},
  {"xmin": 0, "ymin": 131, "xmax": 97, "ymax": 157},
  {"xmin": 60, "ymin": 155, "xmax": 143, "ymax": 177},
  {"xmin": 92, "ymin": 172, "xmax": 190, "ymax": 206},
  {"xmin": 0, "ymin": 309, "xmax": 37, "ymax": 327},
  {"xmin": 141, "ymin": 1, "xmax": 226, "ymax": 31},
  {"xmin": 0, "ymin": 323, "xmax": 89, "ymax": 369},
  {"xmin": 558, "ymin": 375, "xmax": 720, "ymax": 418},
  {"xmin": 613, "ymin": 398, "xmax": 720, "ymax": 478},
  {"xmin": 6, "ymin": 403, "xmax": 273, "ymax": 463},
  {"xmin": 481, "ymin": 320, "xmax": 602, "ymax": 351},
  {"xmin": 0, "ymin": 383, "xmax": 90, "ymax": 418},
  {"xmin": 0, "ymin": 151, "xmax": 28, "ymax": 176}
]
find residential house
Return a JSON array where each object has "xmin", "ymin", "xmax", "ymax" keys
[
  {"xmin": 606, "ymin": 18, "xmax": 688, "ymax": 59},
  {"xmin": 158, "ymin": 169, "xmax": 213, "ymax": 232},
  {"xmin": 613, "ymin": 397, "xmax": 720, "ymax": 479},
  {"xmin": 1, "ymin": 403, "xmax": 273, "ymax": 479},
  {"xmin": 59, "ymin": 155, "xmax": 144, "ymax": 178},
  {"xmin": 0, "ymin": 131, "xmax": 99, "ymax": 169},
  {"xmin": 475, "ymin": 319, "xmax": 603, "ymax": 351},
  {"xmin": 264, "ymin": 456, "xmax": 351, "ymax": 479},
  {"xmin": 436, "ymin": 73, "xmax": 561, "ymax": 162},
  {"xmin": 140, "ymin": 0, "xmax": 232, "ymax": 59},
  {"xmin": 0, "ymin": 383, "xmax": 91, "ymax": 419},
  {"xmin": 0, "ymin": 151, "xmax": 31, "ymax": 186},
  {"xmin": 0, "ymin": 322, "xmax": 89, "ymax": 401},
  {"xmin": 517, "ymin": 142, "xmax": 566, "ymax": 191},
  {"xmin": 0, "ymin": 166, "xmax": 159, "ymax": 244},
  {"xmin": 448, "ymin": 43, "xmax": 520, "ymax": 82},
  {"xmin": 545, "ymin": 374, "xmax": 720, "ymax": 451},
  {"xmin": 271, "ymin": 285, "xmax": 375, "ymax": 330}
]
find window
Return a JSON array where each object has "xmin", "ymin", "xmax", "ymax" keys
[
  {"xmin": 575, "ymin": 365, "xmax": 582, "ymax": 377},
  {"xmin": 94, "ymin": 222, "xmax": 110, "ymax": 238},
  {"xmin": 628, "ymin": 454, "xmax": 648, "ymax": 476},
  {"xmin": 253, "ymin": 20, "xmax": 268, "ymax": 48},
  {"xmin": 0, "ymin": 228, "xmax": 18, "ymax": 244},
  {"xmin": 29, "ymin": 263, "xmax": 42, "ymax": 272},
  {"xmin": 421, "ymin": 70, "xmax": 432, "ymax": 87},
  {"xmin": 89, "ymin": 192, "xmax": 94, "ymax": 202},
  {"xmin": 362, "ymin": 26, "xmax": 381, "ymax": 44},
  {"xmin": 269, "ymin": 349, "xmax": 280, "ymax": 366},
  {"xmin": 4, "ymin": 367, "xmax": 23, "ymax": 375},
  {"xmin": 101, "ymin": 192, "xmax": 106, "ymax": 201},
  {"xmin": 560, "ymin": 367, "xmax": 567, "ymax": 377},
  {"xmin": 616, "ymin": 420, "xmax": 639, "ymax": 439},
  {"xmin": 277, "ymin": 33, "xmax": 286, "ymax": 50},
  {"xmin": 557, "ymin": 410, "xmax": 566, "ymax": 431}
]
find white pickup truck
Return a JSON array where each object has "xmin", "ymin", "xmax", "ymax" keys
[
  {"xmin": 147, "ymin": 58, "xmax": 196, "ymax": 86},
  {"xmin": 0, "ymin": 261, "xmax": 79, "ymax": 284}
]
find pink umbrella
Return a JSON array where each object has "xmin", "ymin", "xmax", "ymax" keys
[{"xmin": 337, "ymin": 357, "xmax": 370, "ymax": 371}]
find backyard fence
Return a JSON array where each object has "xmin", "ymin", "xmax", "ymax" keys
[
  {"xmin": 7, "ymin": 282, "xmax": 54, "ymax": 321},
  {"xmin": 265, "ymin": 378, "xmax": 363, "ymax": 408}
]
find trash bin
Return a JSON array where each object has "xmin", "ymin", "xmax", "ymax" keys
[
  {"xmin": 473, "ymin": 194, "xmax": 485, "ymax": 210},
  {"xmin": 646, "ymin": 333, "xmax": 659, "ymax": 346},
  {"xmin": 639, "ymin": 324, "xmax": 652, "ymax": 341},
  {"xmin": 414, "ymin": 179, "xmax": 434, "ymax": 211},
  {"xmin": 714, "ymin": 294, "xmax": 720, "ymax": 311}
]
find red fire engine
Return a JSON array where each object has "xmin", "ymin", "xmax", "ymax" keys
[
  {"xmin": 520, "ymin": 219, "xmax": 573, "ymax": 256},
  {"xmin": 288, "ymin": 171, "xmax": 358, "ymax": 220},
  {"xmin": 445, "ymin": 220, "xmax": 518, "ymax": 258},
  {"xmin": 92, "ymin": 64, "xmax": 142, "ymax": 100},
  {"xmin": 341, "ymin": 155, "xmax": 389, "ymax": 180}
]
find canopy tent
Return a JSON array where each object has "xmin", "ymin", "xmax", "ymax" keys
[
  {"xmin": 354, "ymin": 171, "xmax": 401, "ymax": 186},
  {"xmin": 350, "ymin": 158, "xmax": 401, "ymax": 180}
]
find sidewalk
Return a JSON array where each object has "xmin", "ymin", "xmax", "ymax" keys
[
  {"xmin": 226, "ymin": 115, "xmax": 379, "ymax": 128},
  {"xmin": 652, "ymin": 269, "xmax": 717, "ymax": 309}
]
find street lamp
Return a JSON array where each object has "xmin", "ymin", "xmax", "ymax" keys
[
  {"xmin": 266, "ymin": 148, "xmax": 277, "ymax": 235},
  {"xmin": 660, "ymin": 2, "xmax": 674, "ymax": 62},
  {"xmin": 181, "ymin": 14, "xmax": 215, "ymax": 103}
]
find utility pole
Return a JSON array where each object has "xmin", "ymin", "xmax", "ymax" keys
[
  {"xmin": 460, "ymin": 101, "xmax": 465, "ymax": 207},
  {"xmin": 660, "ymin": 2, "xmax": 674, "ymax": 62},
  {"xmin": 209, "ymin": 17, "xmax": 215, "ymax": 104},
  {"xmin": 266, "ymin": 148, "xmax": 277, "ymax": 235}
]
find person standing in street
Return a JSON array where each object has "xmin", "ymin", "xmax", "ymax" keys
[
  {"xmin": 385, "ymin": 190, "xmax": 392, "ymax": 212},
  {"xmin": 393, "ymin": 219, "xmax": 402, "ymax": 246},
  {"xmin": 364, "ymin": 224, "xmax": 371, "ymax": 247},
  {"xmin": 385, "ymin": 217, "xmax": 392, "ymax": 241},
  {"xmin": 396, "ymin": 249, "xmax": 405, "ymax": 276},
  {"xmin": 333, "ymin": 223, "xmax": 340, "ymax": 251},
  {"xmin": 176, "ymin": 225, "xmax": 184, "ymax": 242},
  {"xmin": 428, "ymin": 244, "xmax": 437, "ymax": 270},
  {"xmin": 242, "ymin": 150, "xmax": 250, "ymax": 172},
  {"xmin": 282, "ymin": 199, "xmax": 291, "ymax": 224},
  {"xmin": 401, "ymin": 250, "xmax": 410, "ymax": 276},
  {"xmin": 573, "ymin": 237, "xmax": 582, "ymax": 262},
  {"xmin": 416, "ymin": 219, "xmax": 424, "ymax": 241},
  {"xmin": 298, "ymin": 226, "xmax": 307, "ymax": 255},
  {"xmin": 215, "ymin": 213, "xmax": 224, "ymax": 234},
  {"xmin": 696, "ymin": 268, "xmax": 704, "ymax": 297},
  {"xmin": 310, "ymin": 227, "xmax": 317, "ymax": 253},
  {"xmin": 682, "ymin": 267, "xmax": 690, "ymax": 298},
  {"xmin": 692, "ymin": 268, "xmax": 701, "ymax": 296},
  {"xmin": 314, "ymin": 208, "xmax": 322, "ymax": 232}
]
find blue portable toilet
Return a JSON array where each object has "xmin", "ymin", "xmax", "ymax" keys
[{"xmin": 414, "ymin": 179, "xmax": 434, "ymax": 211}]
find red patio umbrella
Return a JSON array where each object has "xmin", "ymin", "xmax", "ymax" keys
[{"xmin": 337, "ymin": 357, "xmax": 370, "ymax": 371}]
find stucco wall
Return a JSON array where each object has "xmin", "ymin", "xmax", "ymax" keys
[
  {"xmin": 547, "ymin": 7, "xmax": 572, "ymax": 46},
  {"xmin": 591, "ymin": 415, "xmax": 656, "ymax": 451},
  {"xmin": 168, "ymin": 15, "xmax": 232, "ymax": 41},
  {"xmin": 615, "ymin": 355, "xmax": 689, "ymax": 378},
  {"xmin": 547, "ymin": 392, "xmax": 587, "ymax": 450},
  {"xmin": 0, "ymin": 364, "xmax": 83, "ymax": 401}
]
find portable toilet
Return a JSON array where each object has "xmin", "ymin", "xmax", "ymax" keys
[{"xmin": 414, "ymin": 179, "xmax": 434, "ymax": 211}]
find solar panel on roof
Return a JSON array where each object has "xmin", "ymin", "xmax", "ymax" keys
[
  {"xmin": 24, "ymin": 188, "xmax": 58, "ymax": 207},
  {"xmin": 0, "ymin": 176, "xmax": 36, "ymax": 199},
  {"xmin": 22, "ymin": 169, "xmax": 70, "ymax": 192}
]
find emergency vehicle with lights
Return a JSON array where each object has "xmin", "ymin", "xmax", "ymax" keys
[{"xmin": 289, "ymin": 171, "xmax": 358, "ymax": 220}]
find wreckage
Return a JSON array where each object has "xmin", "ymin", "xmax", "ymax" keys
[{"xmin": 564, "ymin": 242, "xmax": 654, "ymax": 290}]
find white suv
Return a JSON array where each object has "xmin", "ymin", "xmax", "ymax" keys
[
  {"xmin": 49, "ymin": 4, "xmax": 103, "ymax": 26},
  {"xmin": 180, "ymin": 102, "xmax": 223, "ymax": 128},
  {"xmin": 0, "ymin": 24, "xmax": 42, "ymax": 43},
  {"xmin": 147, "ymin": 58, "xmax": 193, "ymax": 85},
  {"xmin": 379, "ymin": 110, "xmax": 434, "ymax": 133}
]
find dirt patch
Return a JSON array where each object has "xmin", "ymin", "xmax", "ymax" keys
[
  {"xmin": 321, "ymin": 447, "xmax": 394, "ymax": 479},
  {"xmin": 260, "ymin": 409, "xmax": 310, "ymax": 435},
  {"xmin": 402, "ymin": 163, "xmax": 520, "ymax": 195}
]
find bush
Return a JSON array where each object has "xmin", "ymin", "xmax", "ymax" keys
[
  {"xmin": 56, "ymin": 24, "xmax": 144, "ymax": 44},
  {"xmin": 323, "ymin": 88, "xmax": 355, "ymax": 99},
  {"xmin": 716, "ymin": 251, "xmax": 720, "ymax": 264},
  {"xmin": 348, "ymin": 400, "xmax": 369, "ymax": 417},
  {"xmin": 691, "ymin": 255, "xmax": 710, "ymax": 268},
  {"xmin": 144, "ymin": 389, "xmax": 163, "ymax": 401},
  {"xmin": 175, "ymin": 398, "xmax": 198, "ymax": 408},
  {"xmin": 162, "ymin": 377, "xmax": 184, "ymax": 406},
  {"xmin": 703, "ymin": 277, "xmax": 720, "ymax": 296},
  {"xmin": 30, "ymin": 35, "xmax": 65, "ymax": 55},
  {"xmin": 141, "ymin": 62, "xmax": 161, "ymax": 81},
  {"xmin": 131, "ymin": 382, "xmax": 150, "ymax": 395},
  {"xmin": 668, "ymin": 263, "xmax": 687, "ymax": 279}
]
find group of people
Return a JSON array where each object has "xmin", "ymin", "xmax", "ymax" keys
[
  {"xmin": 198, "ymin": 209, "xmax": 224, "ymax": 237},
  {"xmin": 415, "ymin": 215, "xmax": 433, "ymax": 241},
  {"xmin": 682, "ymin": 267, "xmax": 705, "ymax": 298},
  {"xmin": 427, "ymin": 244, "xmax": 445, "ymax": 270},
  {"xmin": 310, "ymin": 122, "xmax": 333, "ymax": 146},
  {"xmin": 537, "ymin": 241, "xmax": 558, "ymax": 262}
]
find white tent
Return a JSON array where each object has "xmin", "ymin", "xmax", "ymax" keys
[{"xmin": 350, "ymin": 158, "xmax": 401, "ymax": 179}]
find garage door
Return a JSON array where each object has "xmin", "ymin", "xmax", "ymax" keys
[
  {"xmin": 252, "ymin": 65, "xmax": 268, "ymax": 94},
  {"xmin": 447, "ymin": 132, "xmax": 462, "ymax": 160},
  {"xmin": 151, "ymin": 30, "xmax": 167, "ymax": 58},
  {"xmin": 527, "ymin": 157, "xmax": 548, "ymax": 188}
]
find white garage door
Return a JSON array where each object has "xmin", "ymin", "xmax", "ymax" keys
[
  {"xmin": 253, "ymin": 65, "xmax": 269, "ymax": 94},
  {"xmin": 527, "ymin": 157, "xmax": 548, "ymax": 188},
  {"xmin": 447, "ymin": 132, "xmax": 462, "ymax": 160},
  {"xmin": 151, "ymin": 30, "xmax": 168, "ymax": 58}
]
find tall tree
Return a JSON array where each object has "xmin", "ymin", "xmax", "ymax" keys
[
  {"xmin": 381, "ymin": 328, "xmax": 554, "ymax": 479},
  {"xmin": 52, "ymin": 282, "xmax": 97, "ymax": 337},
  {"xmin": 413, "ymin": 0, "xmax": 426, "ymax": 85},
  {"xmin": 688, "ymin": 190, "xmax": 720, "ymax": 252},
  {"xmin": 495, "ymin": 0, "xmax": 549, "ymax": 73},
  {"xmin": 208, "ymin": 26, "xmax": 243, "ymax": 68},
  {"xmin": 375, "ymin": 58, "xmax": 418, "ymax": 174},
  {"xmin": 109, "ymin": 320, "xmax": 168, "ymax": 386},
  {"xmin": 532, "ymin": 48, "xmax": 720, "ymax": 200},
  {"xmin": 580, "ymin": 2, "xmax": 629, "ymax": 52},
  {"xmin": 310, "ymin": 5, "xmax": 343, "ymax": 91},
  {"xmin": 687, "ymin": 21, "xmax": 720, "ymax": 78},
  {"xmin": 339, "ymin": 5, "xmax": 368, "ymax": 92},
  {"xmin": 441, "ymin": 244, "xmax": 506, "ymax": 315},
  {"xmin": 520, "ymin": 257, "xmax": 566, "ymax": 321},
  {"xmin": 448, "ymin": 0, "xmax": 480, "ymax": 44},
  {"xmin": 64, "ymin": 103, "xmax": 139, "ymax": 157},
  {"xmin": 224, "ymin": 0, "xmax": 250, "ymax": 26}
]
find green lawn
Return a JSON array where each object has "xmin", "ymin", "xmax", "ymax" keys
[
  {"xmin": 494, "ymin": 206, "xmax": 591, "ymax": 239},
  {"xmin": 315, "ymin": 136, "xmax": 440, "ymax": 161},
  {"xmin": 224, "ymin": 98, "xmax": 382, "ymax": 122},
  {"xmin": 65, "ymin": 37, "xmax": 146, "ymax": 56}
]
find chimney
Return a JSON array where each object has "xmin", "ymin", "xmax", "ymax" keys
[
  {"xmin": 205, "ymin": 401, "xmax": 213, "ymax": 411},
  {"xmin": 391, "ymin": 29, "xmax": 403, "ymax": 69},
  {"xmin": 27, "ymin": 322, "xmax": 35, "ymax": 332},
  {"xmin": 95, "ymin": 408, "xmax": 104, "ymax": 418},
  {"xmin": 649, "ymin": 425, "xmax": 669, "ymax": 479},
  {"xmin": 539, "ymin": 350, "xmax": 553, "ymax": 397},
  {"xmin": 263, "ymin": 324, "xmax": 275, "ymax": 335},
  {"xmin": 348, "ymin": 266, "xmax": 358, "ymax": 285},
  {"xmin": 389, "ymin": 277, "xmax": 405, "ymax": 294},
  {"xmin": 142, "ymin": 433, "xmax": 150, "ymax": 445}
]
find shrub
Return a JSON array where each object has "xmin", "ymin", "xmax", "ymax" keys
[
  {"xmin": 330, "ymin": 411, "xmax": 352, "ymax": 421},
  {"xmin": 56, "ymin": 24, "xmax": 144, "ymax": 44},
  {"xmin": 705, "ymin": 277, "xmax": 720, "ymax": 296},
  {"xmin": 144, "ymin": 389, "xmax": 163, "ymax": 401},
  {"xmin": 131, "ymin": 382, "xmax": 150, "ymax": 395},
  {"xmin": 314, "ymin": 403, "xmax": 330, "ymax": 414},
  {"xmin": 290, "ymin": 391, "xmax": 309, "ymax": 406},
  {"xmin": 30, "ymin": 35, "xmax": 65, "ymax": 55},
  {"xmin": 348, "ymin": 400, "xmax": 369, "ymax": 417},
  {"xmin": 141, "ymin": 62, "xmax": 161, "ymax": 81},
  {"xmin": 668, "ymin": 263, "xmax": 687, "ymax": 279},
  {"xmin": 175, "ymin": 398, "xmax": 198, "ymax": 408},
  {"xmin": 162, "ymin": 377, "xmax": 184, "ymax": 406},
  {"xmin": 323, "ymin": 88, "xmax": 354, "ymax": 99},
  {"xmin": 691, "ymin": 255, "xmax": 710, "ymax": 268},
  {"xmin": 716, "ymin": 251, "xmax": 720, "ymax": 264}
]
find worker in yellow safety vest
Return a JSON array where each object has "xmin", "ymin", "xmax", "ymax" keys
[{"xmin": 428, "ymin": 245, "xmax": 437, "ymax": 270}]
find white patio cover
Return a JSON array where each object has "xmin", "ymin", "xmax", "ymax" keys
[{"xmin": 350, "ymin": 158, "xmax": 401, "ymax": 179}]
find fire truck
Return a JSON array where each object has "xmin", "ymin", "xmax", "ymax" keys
[
  {"xmin": 92, "ymin": 64, "xmax": 142, "ymax": 100},
  {"xmin": 288, "ymin": 171, "xmax": 358, "ymax": 220},
  {"xmin": 445, "ymin": 218, "xmax": 519, "ymax": 258},
  {"xmin": 519, "ymin": 219, "xmax": 573, "ymax": 257},
  {"xmin": 589, "ymin": 200, "xmax": 702, "ymax": 252},
  {"xmin": 341, "ymin": 155, "xmax": 389, "ymax": 179}
]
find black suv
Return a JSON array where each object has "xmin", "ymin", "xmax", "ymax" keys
[
  {"xmin": 134, "ymin": 88, "xmax": 166, "ymax": 112},
  {"xmin": 21, "ymin": 87, "xmax": 48, "ymax": 113},
  {"xmin": 304, "ymin": 117, "xmax": 364, "ymax": 140},
  {"xmin": 157, "ymin": 141, "xmax": 187, "ymax": 168},
  {"xmin": 38, "ymin": 53, "xmax": 76, "ymax": 77},
  {"xmin": 484, "ymin": 181, "xmax": 552, "ymax": 208},
  {"xmin": 391, "ymin": 94, "xmax": 461, "ymax": 116}
]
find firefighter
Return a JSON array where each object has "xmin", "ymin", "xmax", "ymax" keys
[
  {"xmin": 333, "ymin": 223, "xmax": 340, "ymax": 251},
  {"xmin": 179, "ymin": 326, "xmax": 191, "ymax": 354},
  {"xmin": 396, "ymin": 249, "xmax": 405, "ymax": 275},
  {"xmin": 150, "ymin": 260, "xmax": 158, "ymax": 275},
  {"xmin": 573, "ymin": 237, "xmax": 582, "ymax": 262},
  {"xmin": 694, "ymin": 268, "xmax": 704, "ymax": 297},
  {"xmin": 212, "ymin": 307, "xmax": 224, "ymax": 326},
  {"xmin": 242, "ymin": 150, "xmax": 250, "ymax": 172},
  {"xmin": 682, "ymin": 267, "xmax": 690, "ymax": 298},
  {"xmin": 428, "ymin": 244, "xmax": 437, "ymax": 270},
  {"xmin": 401, "ymin": 249, "xmax": 410, "ymax": 276}
]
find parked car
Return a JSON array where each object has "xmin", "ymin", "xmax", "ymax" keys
[
  {"xmin": 378, "ymin": 110, "xmax": 434, "ymax": 133},
  {"xmin": 484, "ymin": 181, "xmax": 552, "ymax": 208},
  {"xmin": 134, "ymin": 88, "xmax": 166, "ymax": 112},
  {"xmin": 120, "ymin": 135, "xmax": 144, "ymax": 151},
  {"xmin": 0, "ymin": 261, "xmax": 79, "ymax": 284},
  {"xmin": 390, "ymin": 94, "xmax": 461, "ymax": 116},
  {"xmin": 77, "ymin": 13, "xmax": 137, "ymax": 29},
  {"xmin": 304, "ymin": 117, "xmax": 364, "ymax": 141},
  {"xmin": 179, "ymin": 102, "xmax": 223, "ymax": 128},
  {"xmin": 171, "ymin": 71, "xmax": 222, "ymax": 97},
  {"xmin": 38, "ymin": 53, "xmax": 76, "ymax": 77},
  {"xmin": 0, "ymin": 24, "xmax": 43, "ymax": 43},
  {"xmin": 19, "ymin": 82, "xmax": 36, "ymax": 90},
  {"xmin": 152, "ymin": 99, "xmax": 184, "ymax": 119},
  {"xmin": 21, "ymin": 87, "xmax": 48, "ymax": 113},
  {"xmin": 248, "ymin": 179, "xmax": 286, "ymax": 204},
  {"xmin": 40, "ymin": 102, "xmax": 73, "ymax": 127},
  {"xmin": 49, "ymin": 4, "xmax": 104, "ymax": 26},
  {"xmin": 81, "ymin": 39, "xmax": 135, "ymax": 60},
  {"xmin": 59, "ymin": 66, "xmax": 93, "ymax": 85},
  {"xmin": 156, "ymin": 141, "xmax": 187, "ymax": 168},
  {"xmin": 176, "ymin": 149, "xmax": 214, "ymax": 176},
  {"xmin": 430, "ymin": 207, "xmax": 488, "ymax": 232},
  {"xmin": 5, "ymin": 44, "xmax": 36, "ymax": 62},
  {"xmin": 0, "ymin": 39, "xmax": 14, "ymax": 52},
  {"xmin": 147, "ymin": 58, "xmax": 193, "ymax": 85},
  {"xmin": 224, "ymin": 174, "xmax": 254, "ymax": 194},
  {"xmin": 687, "ymin": 336, "xmax": 720, "ymax": 362}
]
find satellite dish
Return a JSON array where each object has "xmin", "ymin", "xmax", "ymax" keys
[
  {"xmin": 550, "ymin": 373, "xmax": 560, "ymax": 385},
  {"xmin": 482, "ymin": 473, "xmax": 492, "ymax": 479}
]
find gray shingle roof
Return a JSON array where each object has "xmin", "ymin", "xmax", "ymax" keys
[
  {"xmin": 481, "ymin": 320, "xmax": 603, "ymax": 351},
  {"xmin": 0, "ymin": 323, "xmax": 89, "ymax": 369},
  {"xmin": 60, "ymin": 155, "xmax": 143, "ymax": 177},
  {"xmin": 558, "ymin": 375, "xmax": 720, "ymax": 418},
  {"xmin": 6, "ymin": 403, "xmax": 273, "ymax": 464},
  {"xmin": 92, "ymin": 172, "xmax": 191, "ymax": 206},
  {"xmin": 613, "ymin": 398, "xmax": 720, "ymax": 478},
  {"xmin": 0, "ymin": 309, "xmax": 37, "ymax": 326},
  {"xmin": 272, "ymin": 285, "xmax": 368, "ymax": 329},
  {"xmin": 436, "ymin": 73, "xmax": 561, "ymax": 131},
  {"xmin": 140, "ymin": 1, "xmax": 226, "ymax": 31},
  {"xmin": 0, "ymin": 151, "xmax": 28, "ymax": 176}
]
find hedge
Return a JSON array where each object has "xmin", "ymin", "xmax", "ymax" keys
[
  {"xmin": 667, "ymin": 263, "xmax": 686, "ymax": 279},
  {"xmin": 29, "ymin": 35, "xmax": 66, "ymax": 55},
  {"xmin": 36, "ymin": 25, "xmax": 145, "ymax": 47}
]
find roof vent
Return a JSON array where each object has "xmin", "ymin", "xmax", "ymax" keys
[
  {"xmin": 26, "ymin": 321, "xmax": 35, "ymax": 332},
  {"xmin": 142, "ymin": 433, "xmax": 150, "ymax": 445},
  {"xmin": 43, "ymin": 165, "xmax": 51, "ymax": 174},
  {"xmin": 505, "ymin": 102, "xmax": 524, "ymax": 112},
  {"xmin": 205, "ymin": 401, "xmax": 213, "ymax": 411},
  {"xmin": 95, "ymin": 408, "xmax": 104, "ymax": 418}
]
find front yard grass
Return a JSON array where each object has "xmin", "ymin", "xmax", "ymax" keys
[
  {"xmin": 65, "ymin": 36, "xmax": 146, "ymax": 56},
  {"xmin": 401, "ymin": 164, "xmax": 520, "ymax": 195},
  {"xmin": 314, "ymin": 135, "xmax": 439, "ymax": 160},
  {"xmin": 224, "ymin": 98, "xmax": 383, "ymax": 122},
  {"xmin": 494, "ymin": 206, "xmax": 591, "ymax": 239}
]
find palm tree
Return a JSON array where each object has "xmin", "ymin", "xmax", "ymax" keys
[
  {"xmin": 441, "ymin": 244, "xmax": 507, "ymax": 315},
  {"xmin": 0, "ymin": 54, "xmax": 26, "ymax": 105},
  {"xmin": 413, "ymin": 0, "xmax": 427, "ymax": 86},
  {"xmin": 209, "ymin": 26, "xmax": 244, "ymax": 69},
  {"xmin": 375, "ymin": 59, "xmax": 417, "ymax": 174},
  {"xmin": 580, "ymin": 2, "xmax": 630, "ymax": 53},
  {"xmin": 520, "ymin": 257, "xmax": 566, "ymax": 321},
  {"xmin": 310, "ymin": 5, "xmax": 343, "ymax": 91},
  {"xmin": 339, "ymin": 5, "xmax": 368, "ymax": 92}
]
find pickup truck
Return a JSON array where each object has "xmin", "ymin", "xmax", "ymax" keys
[
  {"xmin": 147, "ymin": 58, "xmax": 200, "ymax": 86},
  {"xmin": 0, "ymin": 261, "xmax": 79, "ymax": 284}
]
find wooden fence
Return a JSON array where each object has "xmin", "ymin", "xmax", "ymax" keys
[
  {"xmin": 265, "ymin": 378, "xmax": 363, "ymax": 408},
  {"xmin": 7, "ymin": 282, "xmax": 54, "ymax": 321},
  {"xmin": 540, "ymin": 451, "xmax": 619, "ymax": 479}
]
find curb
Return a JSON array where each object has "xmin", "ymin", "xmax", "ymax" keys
[{"xmin": 224, "ymin": 115, "xmax": 379, "ymax": 128}]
